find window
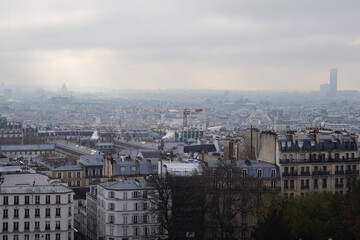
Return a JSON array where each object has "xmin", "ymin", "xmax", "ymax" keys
[
  {"xmin": 68, "ymin": 194, "xmax": 72, "ymax": 203},
  {"xmin": 134, "ymin": 227, "xmax": 139, "ymax": 236},
  {"xmin": 45, "ymin": 221, "xmax": 50, "ymax": 230},
  {"xmin": 323, "ymin": 178, "xmax": 327, "ymax": 188},
  {"xmin": 271, "ymin": 180, "xmax": 276, "ymax": 189},
  {"xmin": 132, "ymin": 191, "xmax": 138, "ymax": 199},
  {"xmin": 68, "ymin": 172, "xmax": 72, "ymax": 178},
  {"xmin": 109, "ymin": 215, "xmax": 115, "ymax": 224},
  {"xmin": 56, "ymin": 208, "xmax": 61, "ymax": 217},
  {"xmin": 123, "ymin": 192, "xmax": 128, "ymax": 199},
  {"xmin": 35, "ymin": 196, "xmax": 40, "ymax": 204},
  {"xmin": 143, "ymin": 191, "xmax": 147, "ymax": 199},
  {"xmin": 46, "ymin": 195, "xmax": 51, "ymax": 204},
  {"xmin": 314, "ymin": 179, "xmax": 318, "ymax": 189},
  {"xmin": 77, "ymin": 181, "xmax": 80, "ymax": 186},
  {"xmin": 242, "ymin": 169, "xmax": 247, "ymax": 177},
  {"xmin": 24, "ymin": 209, "xmax": 29, "ymax": 218},
  {"xmin": 68, "ymin": 207, "xmax": 72, "ymax": 216},
  {"xmin": 134, "ymin": 203, "xmax": 138, "ymax": 211},
  {"xmin": 13, "ymin": 222, "xmax": 19, "ymax": 231},
  {"xmin": 14, "ymin": 209, "xmax": 19, "ymax": 218},
  {"xmin": 14, "ymin": 196, "xmax": 19, "ymax": 205},
  {"xmin": 123, "ymin": 203, "xmax": 127, "ymax": 211},
  {"xmin": 3, "ymin": 196, "xmax": 8, "ymax": 205},
  {"xmin": 56, "ymin": 221, "xmax": 61, "ymax": 230},
  {"xmin": 46, "ymin": 208, "xmax": 51, "ymax": 217},
  {"xmin": 109, "ymin": 191, "xmax": 115, "ymax": 198},
  {"xmin": 123, "ymin": 215, "xmax": 128, "ymax": 224},
  {"xmin": 25, "ymin": 196, "xmax": 30, "ymax": 204},
  {"xmin": 3, "ymin": 236, "xmax": 8, "ymax": 240},
  {"xmin": 271, "ymin": 169, "xmax": 276, "ymax": 178},
  {"xmin": 3, "ymin": 209, "xmax": 8, "ymax": 219},
  {"xmin": 56, "ymin": 195, "xmax": 61, "ymax": 204},
  {"xmin": 143, "ymin": 203, "xmax": 148, "ymax": 210},
  {"xmin": 24, "ymin": 235, "xmax": 29, "ymax": 240},
  {"xmin": 13, "ymin": 235, "xmax": 18, "ymax": 240},
  {"xmin": 257, "ymin": 169, "xmax": 263, "ymax": 178},
  {"xmin": 290, "ymin": 180, "xmax": 294, "ymax": 188},
  {"xmin": 77, "ymin": 172, "xmax": 80, "ymax": 178},
  {"xmin": 121, "ymin": 166, "xmax": 126, "ymax": 172},
  {"xmin": 143, "ymin": 214, "xmax": 148, "ymax": 223},
  {"xmin": 24, "ymin": 222, "xmax": 30, "ymax": 231},
  {"xmin": 144, "ymin": 227, "xmax": 149, "ymax": 236},
  {"xmin": 131, "ymin": 166, "xmax": 136, "ymax": 172},
  {"xmin": 3, "ymin": 222, "xmax": 8, "ymax": 231},
  {"xmin": 57, "ymin": 172, "xmax": 62, "ymax": 178},
  {"xmin": 123, "ymin": 228, "xmax": 128, "ymax": 236},
  {"xmin": 45, "ymin": 234, "xmax": 50, "ymax": 240},
  {"xmin": 35, "ymin": 208, "xmax": 40, "ymax": 217},
  {"xmin": 88, "ymin": 169, "xmax": 93, "ymax": 176},
  {"xmin": 109, "ymin": 203, "xmax": 115, "ymax": 211},
  {"xmin": 68, "ymin": 181, "xmax": 72, "ymax": 186},
  {"xmin": 56, "ymin": 234, "xmax": 60, "ymax": 240},
  {"xmin": 35, "ymin": 234, "xmax": 40, "ymax": 240},
  {"xmin": 133, "ymin": 215, "xmax": 138, "ymax": 224}
]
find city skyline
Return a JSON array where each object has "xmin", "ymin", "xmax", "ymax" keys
[{"xmin": 1, "ymin": 1, "xmax": 360, "ymax": 92}]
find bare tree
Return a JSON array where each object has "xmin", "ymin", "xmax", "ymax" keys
[
  {"xmin": 201, "ymin": 160, "xmax": 260, "ymax": 240},
  {"xmin": 146, "ymin": 172, "xmax": 205, "ymax": 240}
]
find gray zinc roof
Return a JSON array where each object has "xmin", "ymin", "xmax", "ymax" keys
[
  {"xmin": 1, "ymin": 144, "xmax": 55, "ymax": 152},
  {"xmin": 99, "ymin": 178, "xmax": 150, "ymax": 190}
]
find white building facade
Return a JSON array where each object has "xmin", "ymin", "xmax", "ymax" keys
[
  {"xmin": 0, "ymin": 173, "xmax": 74, "ymax": 240},
  {"xmin": 97, "ymin": 178, "xmax": 163, "ymax": 240}
]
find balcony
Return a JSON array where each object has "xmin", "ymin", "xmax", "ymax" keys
[
  {"xmin": 335, "ymin": 184, "xmax": 344, "ymax": 189},
  {"xmin": 282, "ymin": 171, "xmax": 298, "ymax": 177},
  {"xmin": 300, "ymin": 172, "xmax": 310, "ymax": 176},
  {"xmin": 301, "ymin": 185, "xmax": 310, "ymax": 190},
  {"xmin": 335, "ymin": 170, "xmax": 345, "ymax": 175},
  {"xmin": 312, "ymin": 171, "xmax": 330, "ymax": 176},
  {"xmin": 280, "ymin": 157, "xmax": 360, "ymax": 164},
  {"xmin": 345, "ymin": 170, "xmax": 359, "ymax": 175}
]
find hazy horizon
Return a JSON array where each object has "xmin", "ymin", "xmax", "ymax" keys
[{"xmin": 1, "ymin": 0, "xmax": 360, "ymax": 92}]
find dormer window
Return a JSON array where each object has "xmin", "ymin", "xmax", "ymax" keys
[
  {"xmin": 242, "ymin": 169, "xmax": 247, "ymax": 178},
  {"xmin": 271, "ymin": 169, "xmax": 276, "ymax": 178},
  {"xmin": 257, "ymin": 169, "xmax": 263, "ymax": 178}
]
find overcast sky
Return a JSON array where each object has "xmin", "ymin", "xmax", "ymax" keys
[{"xmin": 1, "ymin": 0, "xmax": 360, "ymax": 91}]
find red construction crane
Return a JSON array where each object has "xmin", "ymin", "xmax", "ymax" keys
[{"xmin": 183, "ymin": 109, "xmax": 203, "ymax": 128}]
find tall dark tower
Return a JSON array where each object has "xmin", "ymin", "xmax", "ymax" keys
[{"xmin": 329, "ymin": 68, "xmax": 337, "ymax": 96}]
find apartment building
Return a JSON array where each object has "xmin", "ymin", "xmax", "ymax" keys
[
  {"xmin": 41, "ymin": 160, "xmax": 86, "ymax": 188},
  {"xmin": 96, "ymin": 178, "xmax": 163, "ymax": 240},
  {"xmin": 0, "ymin": 173, "xmax": 74, "ymax": 240},
  {"xmin": 278, "ymin": 130, "xmax": 360, "ymax": 196},
  {"xmin": 1, "ymin": 144, "xmax": 55, "ymax": 161},
  {"xmin": 0, "ymin": 118, "xmax": 22, "ymax": 145}
]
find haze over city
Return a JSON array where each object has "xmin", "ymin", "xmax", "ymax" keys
[{"xmin": 1, "ymin": 0, "xmax": 360, "ymax": 92}]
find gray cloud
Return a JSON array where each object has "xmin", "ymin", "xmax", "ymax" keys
[{"xmin": 1, "ymin": 0, "xmax": 360, "ymax": 91}]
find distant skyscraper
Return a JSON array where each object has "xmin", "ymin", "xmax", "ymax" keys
[{"xmin": 329, "ymin": 68, "xmax": 337, "ymax": 96}]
